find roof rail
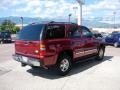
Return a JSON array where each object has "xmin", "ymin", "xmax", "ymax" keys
[
  {"xmin": 49, "ymin": 21, "xmax": 77, "ymax": 24},
  {"xmin": 29, "ymin": 21, "xmax": 78, "ymax": 25}
]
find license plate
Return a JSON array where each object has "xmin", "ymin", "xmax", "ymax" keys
[{"xmin": 22, "ymin": 56, "xmax": 28, "ymax": 62}]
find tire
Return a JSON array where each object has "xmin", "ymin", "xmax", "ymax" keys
[
  {"xmin": 21, "ymin": 63, "xmax": 27, "ymax": 67},
  {"xmin": 114, "ymin": 42, "xmax": 119, "ymax": 48},
  {"xmin": 96, "ymin": 47, "xmax": 105, "ymax": 61},
  {"xmin": 56, "ymin": 54, "xmax": 72, "ymax": 76},
  {"xmin": 31, "ymin": 65, "xmax": 40, "ymax": 69},
  {"xmin": 1, "ymin": 40, "xmax": 3, "ymax": 44}
]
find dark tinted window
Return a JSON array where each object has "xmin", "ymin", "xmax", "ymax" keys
[
  {"xmin": 81, "ymin": 27, "xmax": 93, "ymax": 38},
  {"xmin": 69, "ymin": 26, "xmax": 80, "ymax": 38},
  {"xmin": 0, "ymin": 32, "xmax": 11, "ymax": 38},
  {"xmin": 18, "ymin": 24, "xmax": 44, "ymax": 41},
  {"xmin": 45, "ymin": 25, "xmax": 65, "ymax": 39}
]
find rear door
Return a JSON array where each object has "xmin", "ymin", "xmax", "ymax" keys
[
  {"xmin": 15, "ymin": 24, "xmax": 45, "ymax": 58},
  {"xmin": 81, "ymin": 26, "xmax": 98, "ymax": 56}
]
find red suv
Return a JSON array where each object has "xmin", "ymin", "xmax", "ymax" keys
[{"xmin": 13, "ymin": 22, "xmax": 105, "ymax": 75}]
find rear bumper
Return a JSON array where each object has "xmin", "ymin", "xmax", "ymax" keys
[{"xmin": 12, "ymin": 54, "xmax": 42, "ymax": 67}]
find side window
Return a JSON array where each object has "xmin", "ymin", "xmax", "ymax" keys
[
  {"xmin": 45, "ymin": 25, "xmax": 65, "ymax": 39},
  {"xmin": 82, "ymin": 27, "xmax": 93, "ymax": 38},
  {"xmin": 69, "ymin": 26, "xmax": 81, "ymax": 38}
]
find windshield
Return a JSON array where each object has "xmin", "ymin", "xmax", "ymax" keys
[
  {"xmin": 0, "ymin": 32, "xmax": 11, "ymax": 37},
  {"xmin": 17, "ymin": 24, "xmax": 44, "ymax": 41}
]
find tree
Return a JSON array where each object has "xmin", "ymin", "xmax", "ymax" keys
[
  {"xmin": 0, "ymin": 20, "xmax": 20, "ymax": 33},
  {"xmin": 13, "ymin": 26, "xmax": 20, "ymax": 34},
  {"xmin": 0, "ymin": 26, "xmax": 2, "ymax": 32}
]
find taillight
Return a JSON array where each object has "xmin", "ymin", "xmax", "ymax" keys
[{"xmin": 39, "ymin": 43, "xmax": 46, "ymax": 58}]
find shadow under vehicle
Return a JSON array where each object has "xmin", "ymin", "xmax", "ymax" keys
[{"xmin": 27, "ymin": 56, "xmax": 113, "ymax": 79}]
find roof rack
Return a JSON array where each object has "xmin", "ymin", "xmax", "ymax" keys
[
  {"xmin": 29, "ymin": 21, "xmax": 78, "ymax": 25},
  {"xmin": 48, "ymin": 21, "xmax": 77, "ymax": 24}
]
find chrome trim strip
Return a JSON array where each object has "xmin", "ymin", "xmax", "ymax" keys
[
  {"xmin": 85, "ymin": 49, "xmax": 97, "ymax": 53},
  {"xmin": 75, "ymin": 51, "xmax": 84, "ymax": 55}
]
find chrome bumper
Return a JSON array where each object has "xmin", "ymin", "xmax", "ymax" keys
[{"xmin": 12, "ymin": 54, "xmax": 41, "ymax": 67}]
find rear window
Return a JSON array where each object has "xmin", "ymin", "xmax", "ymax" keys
[{"xmin": 17, "ymin": 24, "xmax": 44, "ymax": 41}]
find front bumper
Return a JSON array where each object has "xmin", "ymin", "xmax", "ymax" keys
[
  {"xmin": 12, "ymin": 54, "xmax": 41, "ymax": 67},
  {"xmin": 0, "ymin": 38, "xmax": 11, "ymax": 41}
]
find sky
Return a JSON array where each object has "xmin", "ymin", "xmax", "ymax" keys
[{"xmin": 0, "ymin": 0, "xmax": 120, "ymax": 24}]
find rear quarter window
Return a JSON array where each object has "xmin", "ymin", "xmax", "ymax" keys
[{"xmin": 45, "ymin": 24, "xmax": 65, "ymax": 39}]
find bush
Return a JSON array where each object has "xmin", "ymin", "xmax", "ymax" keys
[{"xmin": 0, "ymin": 20, "xmax": 20, "ymax": 34}]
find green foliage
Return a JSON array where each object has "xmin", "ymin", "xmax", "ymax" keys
[
  {"xmin": 0, "ymin": 20, "xmax": 20, "ymax": 33},
  {"xmin": 13, "ymin": 26, "xmax": 20, "ymax": 34},
  {"xmin": 0, "ymin": 26, "xmax": 2, "ymax": 32}
]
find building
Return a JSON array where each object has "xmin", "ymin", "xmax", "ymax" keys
[{"xmin": 92, "ymin": 28, "xmax": 120, "ymax": 34}]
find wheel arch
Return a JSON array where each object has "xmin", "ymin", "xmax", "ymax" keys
[
  {"xmin": 99, "ymin": 43, "xmax": 106, "ymax": 50},
  {"xmin": 57, "ymin": 49, "xmax": 73, "ymax": 62}
]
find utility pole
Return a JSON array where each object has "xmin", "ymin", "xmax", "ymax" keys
[
  {"xmin": 73, "ymin": 7, "xmax": 78, "ymax": 23},
  {"xmin": 6, "ymin": 17, "xmax": 9, "ymax": 31},
  {"xmin": 76, "ymin": 0, "xmax": 85, "ymax": 25},
  {"xmin": 20, "ymin": 17, "xmax": 23, "ymax": 29},
  {"xmin": 68, "ymin": 14, "xmax": 72, "ymax": 23},
  {"xmin": 113, "ymin": 12, "xmax": 116, "ymax": 29}
]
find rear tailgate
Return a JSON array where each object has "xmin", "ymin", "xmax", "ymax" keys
[
  {"xmin": 15, "ymin": 40, "xmax": 40, "ymax": 58},
  {"xmin": 15, "ymin": 24, "xmax": 45, "ymax": 58}
]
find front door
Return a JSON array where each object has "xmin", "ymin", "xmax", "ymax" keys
[
  {"xmin": 68, "ymin": 25, "xmax": 85, "ymax": 60},
  {"xmin": 81, "ymin": 26, "xmax": 98, "ymax": 56}
]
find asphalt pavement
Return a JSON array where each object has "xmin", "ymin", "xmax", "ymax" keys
[{"xmin": 0, "ymin": 43, "xmax": 120, "ymax": 90}]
